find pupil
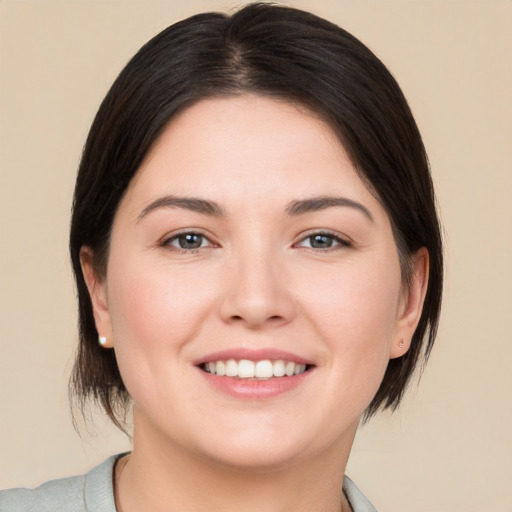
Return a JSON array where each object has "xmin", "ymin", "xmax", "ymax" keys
[
  {"xmin": 311, "ymin": 235, "xmax": 332, "ymax": 248},
  {"xmin": 179, "ymin": 233, "xmax": 202, "ymax": 249}
]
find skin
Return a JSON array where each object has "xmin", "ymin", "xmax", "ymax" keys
[{"xmin": 81, "ymin": 95, "xmax": 428, "ymax": 512}]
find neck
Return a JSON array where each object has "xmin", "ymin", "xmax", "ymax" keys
[{"xmin": 115, "ymin": 416, "xmax": 356, "ymax": 512}]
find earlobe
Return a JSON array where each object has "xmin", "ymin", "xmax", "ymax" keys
[
  {"xmin": 80, "ymin": 247, "xmax": 114, "ymax": 348},
  {"xmin": 390, "ymin": 248, "xmax": 429, "ymax": 359}
]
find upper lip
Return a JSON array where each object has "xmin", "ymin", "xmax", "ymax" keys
[{"xmin": 193, "ymin": 348, "xmax": 314, "ymax": 366}]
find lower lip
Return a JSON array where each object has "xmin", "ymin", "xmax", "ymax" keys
[{"xmin": 197, "ymin": 368, "xmax": 312, "ymax": 399}]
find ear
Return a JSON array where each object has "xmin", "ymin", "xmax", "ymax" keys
[
  {"xmin": 390, "ymin": 247, "xmax": 429, "ymax": 359},
  {"xmin": 80, "ymin": 247, "xmax": 114, "ymax": 348}
]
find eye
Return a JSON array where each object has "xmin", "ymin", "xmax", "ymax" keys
[
  {"xmin": 296, "ymin": 232, "xmax": 350, "ymax": 250},
  {"xmin": 163, "ymin": 232, "xmax": 212, "ymax": 250}
]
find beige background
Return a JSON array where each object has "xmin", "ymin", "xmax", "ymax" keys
[{"xmin": 1, "ymin": 0, "xmax": 511, "ymax": 510}]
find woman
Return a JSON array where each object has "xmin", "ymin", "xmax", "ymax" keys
[{"xmin": 0, "ymin": 3, "xmax": 442, "ymax": 511}]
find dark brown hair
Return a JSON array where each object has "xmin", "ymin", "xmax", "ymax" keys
[{"xmin": 70, "ymin": 2, "xmax": 443, "ymax": 428}]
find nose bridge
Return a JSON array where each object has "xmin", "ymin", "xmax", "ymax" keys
[{"xmin": 220, "ymin": 238, "xmax": 294, "ymax": 328}]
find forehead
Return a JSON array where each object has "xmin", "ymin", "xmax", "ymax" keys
[{"xmin": 120, "ymin": 94, "xmax": 382, "ymax": 218}]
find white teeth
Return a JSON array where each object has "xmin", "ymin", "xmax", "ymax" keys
[
  {"xmin": 238, "ymin": 359, "xmax": 255, "ymax": 378},
  {"xmin": 216, "ymin": 360, "xmax": 226, "ymax": 376},
  {"xmin": 273, "ymin": 360, "xmax": 285, "ymax": 377},
  {"xmin": 285, "ymin": 361, "xmax": 295, "ymax": 377},
  {"xmin": 203, "ymin": 359, "xmax": 308, "ymax": 379},
  {"xmin": 225, "ymin": 359, "xmax": 238, "ymax": 377},
  {"xmin": 294, "ymin": 364, "xmax": 306, "ymax": 375},
  {"xmin": 255, "ymin": 360, "xmax": 273, "ymax": 378}
]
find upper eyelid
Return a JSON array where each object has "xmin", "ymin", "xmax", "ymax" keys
[
  {"xmin": 293, "ymin": 231, "xmax": 354, "ymax": 252},
  {"xmin": 158, "ymin": 228, "xmax": 351, "ymax": 247},
  {"xmin": 161, "ymin": 229, "xmax": 217, "ymax": 246},
  {"xmin": 296, "ymin": 229, "xmax": 351, "ymax": 243}
]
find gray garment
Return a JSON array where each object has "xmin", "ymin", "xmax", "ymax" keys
[{"xmin": 0, "ymin": 455, "xmax": 377, "ymax": 512}]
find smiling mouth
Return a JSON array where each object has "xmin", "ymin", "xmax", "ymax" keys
[{"xmin": 200, "ymin": 359, "xmax": 311, "ymax": 380}]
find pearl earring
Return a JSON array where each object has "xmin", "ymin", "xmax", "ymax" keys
[{"xmin": 99, "ymin": 336, "xmax": 108, "ymax": 346}]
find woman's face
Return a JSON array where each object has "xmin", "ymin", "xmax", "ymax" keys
[{"xmin": 84, "ymin": 95, "xmax": 426, "ymax": 470}]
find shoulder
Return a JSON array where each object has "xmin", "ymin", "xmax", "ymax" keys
[
  {"xmin": 0, "ymin": 454, "xmax": 121, "ymax": 512},
  {"xmin": 0, "ymin": 473, "xmax": 87, "ymax": 512},
  {"xmin": 343, "ymin": 475, "xmax": 378, "ymax": 512}
]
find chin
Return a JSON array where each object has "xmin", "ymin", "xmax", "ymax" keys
[
  {"xmin": 199, "ymin": 441, "xmax": 307, "ymax": 473},
  {"xmin": 186, "ymin": 416, "xmax": 344, "ymax": 473}
]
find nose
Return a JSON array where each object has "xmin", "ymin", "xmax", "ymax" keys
[{"xmin": 219, "ymin": 249, "xmax": 296, "ymax": 329}]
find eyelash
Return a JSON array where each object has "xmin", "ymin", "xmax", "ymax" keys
[
  {"xmin": 161, "ymin": 229, "xmax": 351, "ymax": 253},
  {"xmin": 295, "ymin": 231, "xmax": 351, "ymax": 251},
  {"xmin": 161, "ymin": 231, "xmax": 216, "ymax": 253}
]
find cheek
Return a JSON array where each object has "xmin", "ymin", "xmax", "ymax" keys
[
  {"xmin": 304, "ymin": 260, "xmax": 400, "ymax": 339},
  {"xmin": 106, "ymin": 259, "xmax": 216, "ymax": 358},
  {"xmin": 299, "ymin": 257, "xmax": 401, "ymax": 394},
  {"xmin": 104, "ymin": 260, "xmax": 220, "ymax": 414}
]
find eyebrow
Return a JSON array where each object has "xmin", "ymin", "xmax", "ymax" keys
[
  {"xmin": 285, "ymin": 196, "xmax": 374, "ymax": 222},
  {"xmin": 137, "ymin": 194, "xmax": 373, "ymax": 223},
  {"xmin": 138, "ymin": 195, "xmax": 224, "ymax": 221}
]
